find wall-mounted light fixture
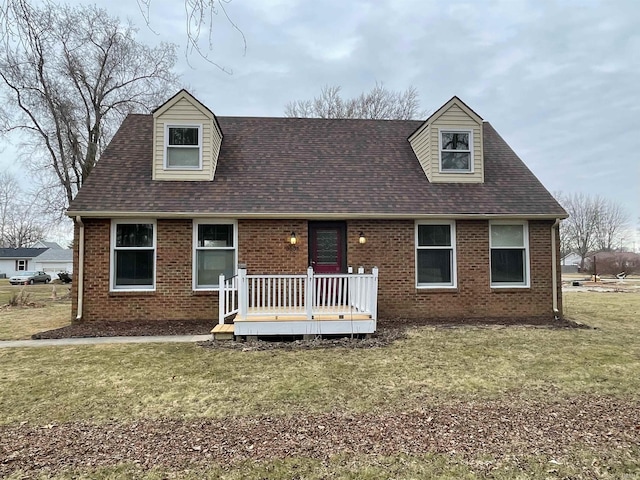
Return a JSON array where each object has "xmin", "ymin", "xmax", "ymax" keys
[
  {"xmin": 290, "ymin": 231, "xmax": 297, "ymax": 246},
  {"xmin": 358, "ymin": 231, "xmax": 366, "ymax": 245}
]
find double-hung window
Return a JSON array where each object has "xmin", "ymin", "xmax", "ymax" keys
[
  {"xmin": 440, "ymin": 129, "xmax": 473, "ymax": 172},
  {"xmin": 165, "ymin": 125, "xmax": 202, "ymax": 169},
  {"xmin": 490, "ymin": 221, "xmax": 530, "ymax": 287},
  {"xmin": 16, "ymin": 260, "xmax": 26, "ymax": 271},
  {"xmin": 193, "ymin": 220, "xmax": 237, "ymax": 289},
  {"xmin": 416, "ymin": 221, "xmax": 456, "ymax": 288},
  {"xmin": 111, "ymin": 221, "xmax": 156, "ymax": 290}
]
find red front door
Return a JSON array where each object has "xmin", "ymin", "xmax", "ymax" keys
[{"xmin": 309, "ymin": 222, "xmax": 346, "ymax": 274}]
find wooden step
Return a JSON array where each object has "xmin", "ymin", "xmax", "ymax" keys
[{"xmin": 211, "ymin": 323, "xmax": 234, "ymax": 340}]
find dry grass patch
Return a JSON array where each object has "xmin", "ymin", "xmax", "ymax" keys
[
  {"xmin": 0, "ymin": 280, "xmax": 71, "ymax": 340},
  {"xmin": 0, "ymin": 303, "xmax": 71, "ymax": 341},
  {"xmin": 1, "ymin": 291, "xmax": 639, "ymax": 425},
  {"xmin": 5, "ymin": 449, "xmax": 640, "ymax": 479},
  {"xmin": 1, "ymin": 290, "xmax": 639, "ymax": 479}
]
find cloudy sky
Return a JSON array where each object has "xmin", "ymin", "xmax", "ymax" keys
[{"xmin": 2, "ymin": 0, "xmax": 639, "ymax": 247}]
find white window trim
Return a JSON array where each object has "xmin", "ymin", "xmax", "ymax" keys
[
  {"xmin": 163, "ymin": 123, "xmax": 203, "ymax": 170},
  {"xmin": 110, "ymin": 219, "xmax": 157, "ymax": 292},
  {"xmin": 16, "ymin": 259, "xmax": 27, "ymax": 271},
  {"xmin": 489, "ymin": 220, "xmax": 530, "ymax": 288},
  {"xmin": 438, "ymin": 128, "xmax": 474, "ymax": 173},
  {"xmin": 192, "ymin": 219, "xmax": 238, "ymax": 291},
  {"xmin": 415, "ymin": 220, "xmax": 457, "ymax": 289}
]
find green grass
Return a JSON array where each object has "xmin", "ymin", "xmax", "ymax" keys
[
  {"xmin": 0, "ymin": 291, "xmax": 638, "ymax": 425},
  {"xmin": 6, "ymin": 449, "xmax": 640, "ymax": 479},
  {"xmin": 1, "ymin": 290, "xmax": 639, "ymax": 478},
  {"xmin": 0, "ymin": 279, "xmax": 72, "ymax": 340}
]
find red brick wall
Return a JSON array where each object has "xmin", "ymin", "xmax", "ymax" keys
[
  {"xmin": 238, "ymin": 220, "xmax": 308, "ymax": 275},
  {"xmin": 73, "ymin": 219, "xmax": 217, "ymax": 322},
  {"xmin": 348, "ymin": 219, "xmax": 559, "ymax": 320},
  {"xmin": 348, "ymin": 220, "xmax": 561, "ymax": 318},
  {"xmin": 71, "ymin": 218, "xmax": 561, "ymax": 322}
]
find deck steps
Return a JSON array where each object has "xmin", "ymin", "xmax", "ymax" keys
[{"xmin": 211, "ymin": 323, "xmax": 234, "ymax": 340}]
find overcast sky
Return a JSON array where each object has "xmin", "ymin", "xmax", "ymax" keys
[{"xmin": 2, "ymin": 0, "xmax": 639, "ymax": 248}]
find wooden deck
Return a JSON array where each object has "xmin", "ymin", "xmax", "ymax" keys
[
  {"xmin": 212, "ymin": 307, "xmax": 374, "ymax": 339},
  {"xmin": 218, "ymin": 268, "xmax": 379, "ymax": 337}
]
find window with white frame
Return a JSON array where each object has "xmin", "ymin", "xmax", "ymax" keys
[
  {"xmin": 16, "ymin": 260, "xmax": 26, "ymax": 271},
  {"xmin": 416, "ymin": 221, "xmax": 456, "ymax": 287},
  {"xmin": 440, "ymin": 130, "xmax": 472, "ymax": 172},
  {"xmin": 111, "ymin": 221, "xmax": 156, "ymax": 290},
  {"xmin": 165, "ymin": 125, "xmax": 202, "ymax": 169},
  {"xmin": 490, "ymin": 222, "xmax": 529, "ymax": 287},
  {"xmin": 193, "ymin": 220, "xmax": 237, "ymax": 289}
]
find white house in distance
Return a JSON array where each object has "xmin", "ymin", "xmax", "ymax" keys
[
  {"xmin": 0, "ymin": 242, "xmax": 73, "ymax": 280},
  {"xmin": 561, "ymin": 252, "xmax": 582, "ymax": 273}
]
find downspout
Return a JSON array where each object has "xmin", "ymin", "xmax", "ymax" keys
[
  {"xmin": 551, "ymin": 218, "xmax": 560, "ymax": 319},
  {"xmin": 75, "ymin": 216, "xmax": 85, "ymax": 322}
]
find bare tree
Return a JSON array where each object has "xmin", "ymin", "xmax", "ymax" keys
[
  {"xmin": 285, "ymin": 83, "xmax": 426, "ymax": 120},
  {"xmin": 0, "ymin": 1, "xmax": 180, "ymax": 215},
  {"xmin": 0, "ymin": 171, "xmax": 19, "ymax": 245},
  {"xmin": 0, "ymin": 171, "xmax": 49, "ymax": 247},
  {"xmin": 595, "ymin": 199, "xmax": 629, "ymax": 251},
  {"xmin": 557, "ymin": 193, "xmax": 629, "ymax": 269},
  {"xmin": 136, "ymin": 0, "xmax": 246, "ymax": 70},
  {"xmin": 2, "ymin": 0, "xmax": 245, "ymax": 68}
]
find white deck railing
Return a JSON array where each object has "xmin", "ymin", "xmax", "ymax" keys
[
  {"xmin": 219, "ymin": 266, "xmax": 378, "ymax": 324},
  {"xmin": 218, "ymin": 274, "xmax": 239, "ymax": 323}
]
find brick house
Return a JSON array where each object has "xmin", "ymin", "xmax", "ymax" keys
[{"xmin": 67, "ymin": 90, "xmax": 567, "ymax": 336}]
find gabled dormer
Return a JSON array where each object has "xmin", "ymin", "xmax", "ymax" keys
[
  {"xmin": 408, "ymin": 96, "xmax": 484, "ymax": 183},
  {"xmin": 152, "ymin": 90, "xmax": 223, "ymax": 181}
]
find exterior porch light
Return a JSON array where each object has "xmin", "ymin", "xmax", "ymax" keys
[
  {"xmin": 290, "ymin": 231, "xmax": 297, "ymax": 246},
  {"xmin": 359, "ymin": 231, "xmax": 366, "ymax": 244}
]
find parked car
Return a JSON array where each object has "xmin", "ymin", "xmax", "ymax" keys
[{"xmin": 9, "ymin": 271, "xmax": 51, "ymax": 285}]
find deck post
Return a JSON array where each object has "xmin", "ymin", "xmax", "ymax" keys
[
  {"xmin": 371, "ymin": 267, "xmax": 379, "ymax": 321},
  {"xmin": 306, "ymin": 266, "xmax": 314, "ymax": 320},
  {"xmin": 238, "ymin": 267, "xmax": 248, "ymax": 320},
  {"xmin": 218, "ymin": 274, "xmax": 226, "ymax": 324}
]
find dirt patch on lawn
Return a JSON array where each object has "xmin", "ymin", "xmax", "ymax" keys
[{"xmin": 1, "ymin": 396, "xmax": 638, "ymax": 476}]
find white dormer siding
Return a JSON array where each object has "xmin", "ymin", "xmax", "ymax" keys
[
  {"xmin": 152, "ymin": 90, "xmax": 223, "ymax": 181},
  {"xmin": 409, "ymin": 97, "xmax": 484, "ymax": 183}
]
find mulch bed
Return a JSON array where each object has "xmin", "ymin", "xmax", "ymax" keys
[
  {"xmin": 1, "ymin": 396, "xmax": 638, "ymax": 475},
  {"xmin": 31, "ymin": 316, "xmax": 586, "ymax": 343}
]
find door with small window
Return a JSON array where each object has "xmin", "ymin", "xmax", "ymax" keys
[{"xmin": 309, "ymin": 222, "xmax": 346, "ymax": 274}]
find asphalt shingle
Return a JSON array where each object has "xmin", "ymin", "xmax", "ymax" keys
[{"xmin": 68, "ymin": 115, "xmax": 566, "ymax": 218}]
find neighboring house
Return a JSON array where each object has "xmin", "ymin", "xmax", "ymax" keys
[
  {"xmin": 0, "ymin": 248, "xmax": 47, "ymax": 278},
  {"xmin": 67, "ymin": 90, "xmax": 567, "ymax": 335},
  {"xmin": 561, "ymin": 252, "xmax": 582, "ymax": 273},
  {"xmin": 32, "ymin": 248, "xmax": 73, "ymax": 279},
  {"xmin": 33, "ymin": 241, "xmax": 63, "ymax": 250}
]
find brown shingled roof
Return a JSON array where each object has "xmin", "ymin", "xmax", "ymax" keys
[{"xmin": 68, "ymin": 114, "xmax": 566, "ymax": 218}]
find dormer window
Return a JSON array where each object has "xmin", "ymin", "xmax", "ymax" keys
[
  {"xmin": 439, "ymin": 129, "xmax": 473, "ymax": 172},
  {"xmin": 165, "ymin": 125, "xmax": 202, "ymax": 169}
]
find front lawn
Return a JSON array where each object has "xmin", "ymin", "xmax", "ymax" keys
[
  {"xmin": 0, "ymin": 279, "xmax": 72, "ymax": 340},
  {"xmin": 0, "ymin": 290, "xmax": 638, "ymax": 478}
]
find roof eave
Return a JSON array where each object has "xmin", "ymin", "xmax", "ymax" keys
[{"xmin": 67, "ymin": 210, "xmax": 569, "ymax": 220}]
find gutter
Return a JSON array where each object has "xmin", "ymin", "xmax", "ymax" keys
[
  {"xmin": 75, "ymin": 216, "xmax": 85, "ymax": 322},
  {"xmin": 551, "ymin": 218, "xmax": 560, "ymax": 319},
  {"xmin": 66, "ymin": 210, "xmax": 569, "ymax": 221}
]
